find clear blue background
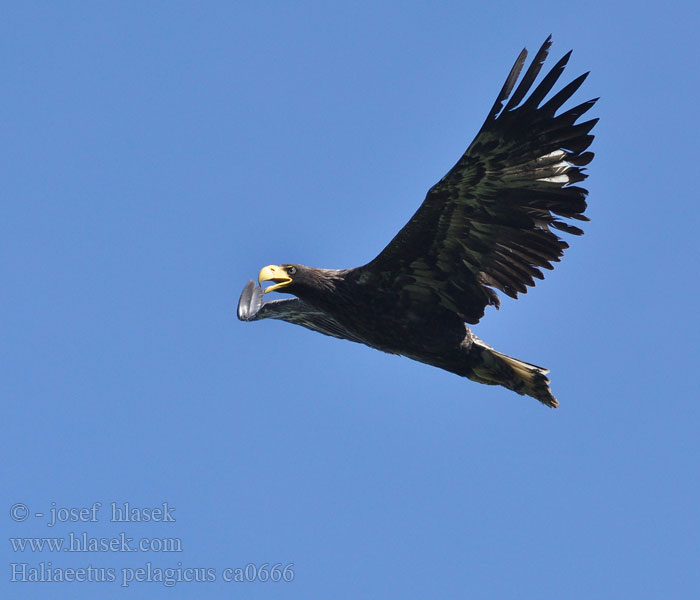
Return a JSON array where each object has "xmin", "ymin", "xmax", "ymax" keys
[{"xmin": 3, "ymin": 2, "xmax": 698, "ymax": 598}]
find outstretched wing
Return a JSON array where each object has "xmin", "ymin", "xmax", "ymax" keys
[
  {"xmin": 359, "ymin": 36, "xmax": 597, "ymax": 324},
  {"xmin": 237, "ymin": 280, "xmax": 369, "ymax": 345}
]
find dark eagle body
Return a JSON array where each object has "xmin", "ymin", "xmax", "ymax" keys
[{"xmin": 238, "ymin": 37, "xmax": 597, "ymax": 408}]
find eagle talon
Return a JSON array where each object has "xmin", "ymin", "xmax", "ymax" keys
[{"xmin": 237, "ymin": 280, "xmax": 264, "ymax": 321}]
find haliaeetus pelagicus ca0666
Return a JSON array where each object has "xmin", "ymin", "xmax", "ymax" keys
[{"xmin": 238, "ymin": 36, "xmax": 597, "ymax": 408}]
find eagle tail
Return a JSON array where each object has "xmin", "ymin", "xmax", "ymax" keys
[{"xmin": 467, "ymin": 337, "xmax": 558, "ymax": 408}]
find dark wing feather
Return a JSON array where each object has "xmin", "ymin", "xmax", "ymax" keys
[
  {"xmin": 358, "ymin": 36, "xmax": 597, "ymax": 324},
  {"xmin": 237, "ymin": 280, "xmax": 368, "ymax": 345}
]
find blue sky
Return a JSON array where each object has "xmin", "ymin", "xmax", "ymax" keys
[{"xmin": 3, "ymin": 2, "xmax": 698, "ymax": 599}]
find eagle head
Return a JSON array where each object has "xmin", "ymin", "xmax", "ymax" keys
[{"xmin": 258, "ymin": 264, "xmax": 342, "ymax": 298}]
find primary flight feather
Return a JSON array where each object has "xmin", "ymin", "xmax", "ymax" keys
[{"xmin": 238, "ymin": 36, "xmax": 597, "ymax": 407}]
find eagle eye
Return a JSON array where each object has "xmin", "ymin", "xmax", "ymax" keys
[{"xmin": 287, "ymin": 266, "xmax": 297, "ymax": 275}]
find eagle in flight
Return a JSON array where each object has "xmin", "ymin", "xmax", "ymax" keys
[{"xmin": 238, "ymin": 36, "xmax": 597, "ymax": 407}]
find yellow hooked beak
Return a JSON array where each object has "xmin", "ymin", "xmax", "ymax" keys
[{"xmin": 258, "ymin": 264, "xmax": 292, "ymax": 293}]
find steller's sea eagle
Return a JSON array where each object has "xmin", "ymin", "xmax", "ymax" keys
[{"xmin": 238, "ymin": 36, "xmax": 597, "ymax": 408}]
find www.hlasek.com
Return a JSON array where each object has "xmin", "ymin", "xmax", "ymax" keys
[
  {"xmin": 10, "ymin": 562, "xmax": 295, "ymax": 587},
  {"xmin": 10, "ymin": 532, "xmax": 182, "ymax": 553}
]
